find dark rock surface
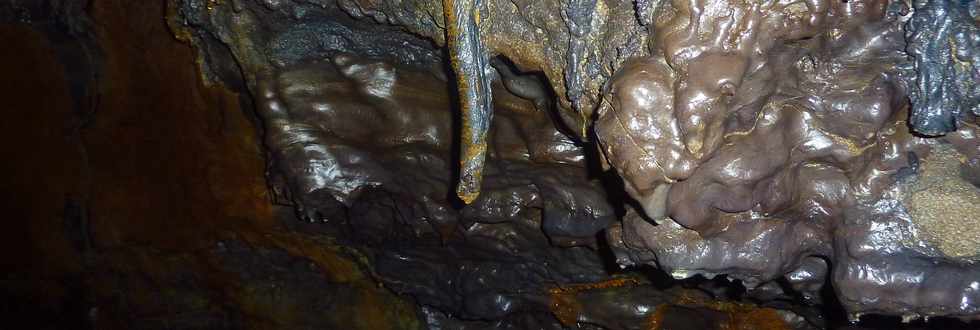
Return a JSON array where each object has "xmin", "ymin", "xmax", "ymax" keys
[
  {"xmin": 167, "ymin": 0, "xmax": 980, "ymax": 327},
  {"xmin": 3, "ymin": 0, "xmax": 980, "ymax": 329},
  {"xmin": 905, "ymin": 0, "xmax": 980, "ymax": 135}
]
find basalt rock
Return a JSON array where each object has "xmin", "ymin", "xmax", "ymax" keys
[
  {"xmin": 596, "ymin": 0, "xmax": 980, "ymax": 322},
  {"xmin": 166, "ymin": 0, "xmax": 980, "ymax": 328}
]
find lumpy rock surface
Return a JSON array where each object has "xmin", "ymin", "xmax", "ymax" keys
[{"xmin": 169, "ymin": 0, "xmax": 980, "ymax": 327}]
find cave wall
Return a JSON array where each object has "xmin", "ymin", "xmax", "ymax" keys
[
  {"xmin": 166, "ymin": 0, "xmax": 980, "ymax": 327},
  {"xmin": 0, "ymin": 1, "xmax": 418, "ymax": 329},
  {"xmin": 2, "ymin": 0, "xmax": 979, "ymax": 329}
]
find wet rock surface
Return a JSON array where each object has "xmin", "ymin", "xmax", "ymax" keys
[
  {"xmin": 169, "ymin": 0, "xmax": 980, "ymax": 328},
  {"xmin": 596, "ymin": 0, "xmax": 980, "ymax": 322},
  {"xmin": 4, "ymin": 0, "xmax": 980, "ymax": 329}
]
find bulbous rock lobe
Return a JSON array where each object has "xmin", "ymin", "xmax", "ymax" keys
[{"xmin": 595, "ymin": 57, "xmax": 698, "ymax": 220}]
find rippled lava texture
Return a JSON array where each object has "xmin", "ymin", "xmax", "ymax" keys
[
  {"xmin": 4, "ymin": 0, "xmax": 980, "ymax": 329},
  {"xmin": 170, "ymin": 0, "xmax": 980, "ymax": 327}
]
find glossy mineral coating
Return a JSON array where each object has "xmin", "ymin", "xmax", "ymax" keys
[
  {"xmin": 905, "ymin": 0, "xmax": 980, "ymax": 135},
  {"xmin": 599, "ymin": 0, "xmax": 980, "ymax": 321},
  {"xmin": 444, "ymin": 0, "xmax": 495, "ymax": 203},
  {"xmin": 169, "ymin": 0, "xmax": 980, "ymax": 328},
  {"xmin": 257, "ymin": 54, "xmax": 640, "ymax": 325}
]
